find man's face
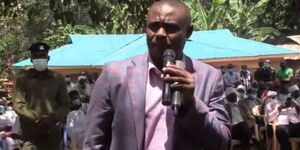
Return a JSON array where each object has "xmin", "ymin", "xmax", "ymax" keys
[
  {"xmin": 145, "ymin": 4, "xmax": 192, "ymax": 69},
  {"xmin": 241, "ymin": 65, "xmax": 247, "ymax": 70},
  {"xmin": 280, "ymin": 62, "xmax": 286, "ymax": 69}
]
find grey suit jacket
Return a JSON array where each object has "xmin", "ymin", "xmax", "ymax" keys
[{"xmin": 83, "ymin": 53, "xmax": 231, "ymax": 150}]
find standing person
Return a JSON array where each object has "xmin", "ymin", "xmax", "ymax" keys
[
  {"xmin": 223, "ymin": 64, "xmax": 241, "ymax": 88},
  {"xmin": 74, "ymin": 76, "xmax": 91, "ymax": 102},
  {"xmin": 254, "ymin": 60, "xmax": 275, "ymax": 83},
  {"xmin": 65, "ymin": 75, "xmax": 74, "ymax": 92},
  {"xmin": 13, "ymin": 42, "xmax": 70, "ymax": 150},
  {"xmin": 219, "ymin": 65, "xmax": 226, "ymax": 75},
  {"xmin": 254, "ymin": 61, "xmax": 265, "ymax": 83},
  {"xmin": 74, "ymin": 76, "xmax": 91, "ymax": 114},
  {"xmin": 83, "ymin": 1, "xmax": 231, "ymax": 150},
  {"xmin": 275, "ymin": 60, "xmax": 293, "ymax": 86},
  {"xmin": 240, "ymin": 65, "xmax": 253, "ymax": 89},
  {"xmin": 87, "ymin": 74, "xmax": 95, "ymax": 93}
]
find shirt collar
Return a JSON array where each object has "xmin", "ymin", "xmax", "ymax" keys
[{"xmin": 147, "ymin": 54, "xmax": 186, "ymax": 74}]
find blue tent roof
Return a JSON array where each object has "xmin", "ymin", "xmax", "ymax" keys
[{"xmin": 14, "ymin": 29, "xmax": 298, "ymax": 67}]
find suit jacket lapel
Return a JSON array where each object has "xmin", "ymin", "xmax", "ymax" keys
[
  {"xmin": 127, "ymin": 53, "xmax": 148, "ymax": 150},
  {"xmin": 184, "ymin": 55, "xmax": 195, "ymax": 74}
]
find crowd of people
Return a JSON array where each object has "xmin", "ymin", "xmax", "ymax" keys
[
  {"xmin": 221, "ymin": 60, "xmax": 300, "ymax": 150},
  {"xmin": 1, "ymin": 55, "xmax": 300, "ymax": 150},
  {"xmin": 1, "ymin": 58, "xmax": 300, "ymax": 150}
]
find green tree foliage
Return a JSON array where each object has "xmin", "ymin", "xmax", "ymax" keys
[{"xmin": 187, "ymin": 0, "xmax": 282, "ymax": 41}]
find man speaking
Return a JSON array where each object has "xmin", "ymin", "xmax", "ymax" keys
[{"xmin": 83, "ymin": 0, "xmax": 231, "ymax": 150}]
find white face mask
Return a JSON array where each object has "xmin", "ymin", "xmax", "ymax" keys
[{"xmin": 32, "ymin": 59, "xmax": 48, "ymax": 71}]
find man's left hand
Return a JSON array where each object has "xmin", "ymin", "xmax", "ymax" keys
[{"xmin": 162, "ymin": 64, "xmax": 195, "ymax": 107}]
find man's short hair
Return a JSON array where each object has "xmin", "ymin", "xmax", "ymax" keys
[{"xmin": 149, "ymin": 0, "xmax": 191, "ymax": 25}]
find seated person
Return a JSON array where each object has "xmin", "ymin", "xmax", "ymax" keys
[
  {"xmin": 265, "ymin": 86, "xmax": 300, "ymax": 150},
  {"xmin": 240, "ymin": 88, "xmax": 261, "ymax": 129},
  {"xmin": 225, "ymin": 88, "xmax": 251, "ymax": 150},
  {"xmin": 237, "ymin": 85, "xmax": 247, "ymax": 100},
  {"xmin": 0, "ymin": 101, "xmax": 18, "ymax": 150},
  {"xmin": 66, "ymin": 90, "xmax": 86, "ymax": 150}
]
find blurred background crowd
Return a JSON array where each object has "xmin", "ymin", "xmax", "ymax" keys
[{"xmin": 1, "ymin": 59, "xmax": 300, "ymax": 150}]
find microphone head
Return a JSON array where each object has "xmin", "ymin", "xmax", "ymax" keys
[{"xmin": 163, "ymin": 49, "xmax": 176, "ymax": 66}]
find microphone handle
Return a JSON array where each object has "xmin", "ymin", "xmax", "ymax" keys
[
  {"xmin": 162, "ymin": 79, "xmax": 172, "ymax": 106},
  {"xmin": 171, "ymin": 60, "xmax": 186, "ymax": 116},
  {"xmin": 172, "ymin": 90, "xmax": 181, "ymax": 116}
]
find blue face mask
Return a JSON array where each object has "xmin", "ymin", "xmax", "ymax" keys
[
  {"xmin": 278, "ymin": 94, "xmax": 289, "ymax": 101},
  {"xmin": 0, "ymin": 105, "xmax": 5, "ymax": 114}
]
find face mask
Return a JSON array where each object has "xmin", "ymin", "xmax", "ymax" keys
[
  {"xmin": 241, "ymin": 69, "xmax": 247, "ymax": 73},
  {"xmin": 32, "ymin": 59, "xmax": 48, "ymax": 71},
  {"xmin": 278, "ymin": 94, "xmax": 288, "ymax": 101},
  {"xmin": 0, "ymin": 105, "xmax": 5, "ymax": 114}
]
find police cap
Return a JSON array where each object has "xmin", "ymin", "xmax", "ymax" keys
[{"xmin": 28, "ymin": 42, "xmax": 50, "ymax": 53}]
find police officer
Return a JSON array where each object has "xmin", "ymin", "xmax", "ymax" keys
[{"xmin": 13, "ymin": 42, "xmax": 70, "ymax": 150}]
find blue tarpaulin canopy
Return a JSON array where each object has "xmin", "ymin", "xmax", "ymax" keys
[{"xmin": 14, "ymin": 29, "xmax": 298, "ymax": 68}]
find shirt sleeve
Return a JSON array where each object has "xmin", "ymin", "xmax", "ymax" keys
[
  {"xmin": 288, "ymin": 68, "xmax": 293, "ymax": 79},
  {"xmin": 12, "ymin": 75, "xmax": 39, "ymax": 122}
]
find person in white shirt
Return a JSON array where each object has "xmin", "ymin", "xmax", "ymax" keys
[
  {"xmin": 0, "ymin": 101, "xmax": 18, "ymax": 150},
  {"xmin": 66, "ymin": 90, "xmax": 86, "ymax": 150},
  {"xmin": 265, "ymin": 86, "xmax": 300, "ymax": 150},
  {"xmin": 87, "ymin": 74, "xmax": 95, "ymax": 93},
  {"xmin": 225, "ymin": 88, "xmax": 251, "ymax": 150},
  {"xmin": 240, "ymin": 65, "xmax": 253, "ymax": 89}
]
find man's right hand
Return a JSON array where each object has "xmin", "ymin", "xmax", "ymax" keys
[
  {"xmin": 278, "ymin": 104, "xmax": 287, "ymax": 112},
  {"xmin": 36, "ymin": 115, "xmax": 56, "ymax": 128}
]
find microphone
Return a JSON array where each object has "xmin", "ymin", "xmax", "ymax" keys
[
  {"xmin": 172, "ymin": 60, "xmax": 186, "ymax": 116},
  {"xmin": 162, "ymin": 49, "xmax": 176, "ymax": 106}
]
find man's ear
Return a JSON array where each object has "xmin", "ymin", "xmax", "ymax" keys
[
  {"xmin": 144, "ymin": 23, "xmax": 147, "ymax": 33},
  {"xmin": 186, "ymin": 24, "xmax": 193, "ymax": 38}
]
